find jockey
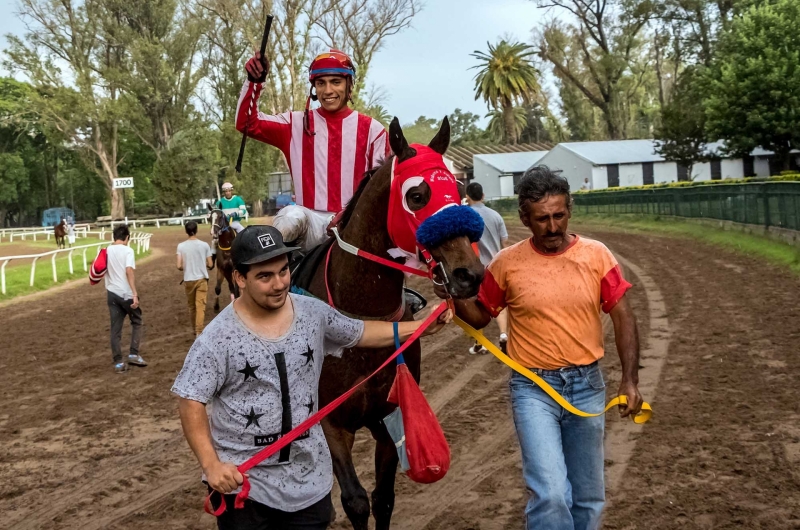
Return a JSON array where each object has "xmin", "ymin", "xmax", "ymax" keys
[
  {"xmin": 215, "ymin": 182, "xmax": 247, "ymax": 233},
  {"xmin": 237, "ymin": 49, "xmax": 389, "ymax": 251}
]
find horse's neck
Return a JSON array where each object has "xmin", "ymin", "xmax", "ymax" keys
[{"xmin": 328, "ymin": 178, "xmax": 405, "ymax": 318}]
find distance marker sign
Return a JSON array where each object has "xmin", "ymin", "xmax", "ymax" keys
[{"xmin": 112, "ymin": 177, "xmax": 134, "ymax": 189}]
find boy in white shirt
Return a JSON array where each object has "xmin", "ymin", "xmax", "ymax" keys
[{"xmin": 106, "ymin": 224, "xmax": 146, "ymax": 373}]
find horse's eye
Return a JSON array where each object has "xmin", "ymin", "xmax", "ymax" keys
[{"xmin": 411, "ymin": 193, "xmax": 422, "ymax": 203}]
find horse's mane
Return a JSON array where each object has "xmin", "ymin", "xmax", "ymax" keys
[{"xmin": 338, "ymin": 155, "xmax": 394, "ymax": 230}]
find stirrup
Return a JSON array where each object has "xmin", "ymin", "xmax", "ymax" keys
[{"xmin": 403, "ymin": 288, "xmax": 427, "ymax": 316}]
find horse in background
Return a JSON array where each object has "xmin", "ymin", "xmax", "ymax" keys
[
  {"xmin": 54, "ymin": 219, "xmax": 66, "ymax": 249},
  {"xmin": 208, "ymin": 206, "xmax": 239, "ymax": 312}
]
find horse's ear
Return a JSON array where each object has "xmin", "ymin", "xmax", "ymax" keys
[
  {"xmin": 428, "ymin": 116, "xmax": 450, "ymax": 155},
  {"xmin": 389, "ymin": 117, "xmax": 415, "ymax": 162},
  {"xmin": 207, "ymin": 203, "xmax": 213, "ymax": 212}
]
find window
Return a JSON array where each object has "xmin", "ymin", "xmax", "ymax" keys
[
  {"xmin": 607, "ymin": 164, "xmax": 620, "ymax": 187},
  {"xmin": 743, "ymin": 156, "xmax": 755, "ymax": 177},
  {"xmin": 677, "ymin": 164, "xmax": 689, "ymax": 182},
  {"xmin": 711, "ymin": 159, "xmax": 722, "ymax": 180},
  {"xmin": 642, "ymin": 162, "xmax": 654, "ymax": 185}
]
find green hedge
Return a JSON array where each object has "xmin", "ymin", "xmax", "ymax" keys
[{"xmin": 574, "ymin": 172, "xmax": 800, "ymax": 194}]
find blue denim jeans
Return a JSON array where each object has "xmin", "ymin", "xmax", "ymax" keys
[{"xmin": 509, "ymin": 362, "xmax": 606, "ymax": 530}]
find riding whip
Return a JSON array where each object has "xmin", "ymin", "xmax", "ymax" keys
[{"xmin": 235, "ymin": 14, "xmax": 274, "ymax": 174}]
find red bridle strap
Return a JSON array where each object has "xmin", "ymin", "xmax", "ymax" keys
[{"xmin": 329, "ymin": 227, "xmax": 435, "ymax": 279}]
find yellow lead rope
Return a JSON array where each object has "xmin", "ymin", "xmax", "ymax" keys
[{"xmin": 454, "ymin": 317, "xmax": 652, "ymax": 424}]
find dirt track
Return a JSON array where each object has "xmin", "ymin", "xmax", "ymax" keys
[{"xmin": 0, "ymin": 220, "xmax": 798, "ymax": 529}]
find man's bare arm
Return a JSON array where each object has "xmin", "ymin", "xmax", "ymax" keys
[
  {"xmin": 609, "ymin": 295, "xmax": 643, "ymax": 418},
  {"xmin": 206, "ymin": 256, "xmax": 214, "ymax": 269},
  {"xmin": 357, "ymin": 306, "xmax": 452, "ymax": 348},
  {"xmin": 126, "ymin": 267, "xmax": 139, "ymax": 308},
  {"xmin": 177, "ymin": 254, "xmax": 184, "ymax": 271},
  {"xmin": 178, "ymin": 398, "xmax": 243, "ymax": 493}
]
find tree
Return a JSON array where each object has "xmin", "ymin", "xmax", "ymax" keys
[
  {"xmin": 448, "ymin": 108, "xmax": 491, "ymax": 146},
  {"xmin": 655, "ymin": 68, "xmax": 709, "ymax": 179},
  {"xmin": 704, "ymin": 0, "xmax": 800, "ymax": 170},
  {"xmin": 315, "ymin": 0, "xmax": 420, "ymax": 102},
  {"xmin": 485, "ymin": 107, "xmax": 527, "ymax": 144},
  {"xmin": 401, "ymin": 116, "xmax": 440, "ymax": 145},
  {"xmin": 152, "ymin": 127, "xmax": 218, "ymax": 212},
  {"xmin": 6, "ymin": 0, "xmax": 132, "ymax": 218},
  {"xmin": 535, "ymin": 0, "xmax": 653, "ymax": 139},
  {"xmin": 471, "ymin": 40, "xmax": 541, "ymax": 145}
]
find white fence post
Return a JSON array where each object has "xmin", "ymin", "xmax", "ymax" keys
[
  {"xmin": 82, "ymin": 248, "xmax": 88, "ymax": 271},
  {"xmin": 68, "ymin": 249, "xmax": 74, "ymax": 275},
  {"xmin": 1, "ymin": 259, "xmax": 8, "ymax": 294},
  {"xmin": 30, "ymin": 257, "xmax": 39, "ymax": 286},
  {"xmin": 51, "ymin": 253, "xmax": 58, "ymax": 283}
]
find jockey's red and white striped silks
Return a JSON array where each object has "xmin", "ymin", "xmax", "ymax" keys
[{"xmin": 236, "ymin": 80, "xmax": 390, "ymax": 213}]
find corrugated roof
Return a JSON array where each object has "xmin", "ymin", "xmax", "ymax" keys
[
  {"xmin": 558, "ymin": 140, "xmax": 664, "ymax": 165},
  {"xmin": 474, "ymin": 152, "xmax": 549, "ymax": 173},
  {"xmin": 445, "ymin": 142, "xmax": 553, "ymax": 170}
]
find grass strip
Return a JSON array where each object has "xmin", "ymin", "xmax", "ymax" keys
[{"xmin": 570, "ymin": 213, "xmax": 800, "ymax": 275}]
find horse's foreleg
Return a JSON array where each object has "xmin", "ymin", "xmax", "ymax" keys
[
  {"xmin": 213, "ymin": 267, "xmax": 222, "ymax": 313},
  {"xmin": 370, "ymin": 423, "xmax": 400, "ymax": 530},
  {"xmin": 323, "ymin": 421, "xmax": 370, "ymax": 530}
]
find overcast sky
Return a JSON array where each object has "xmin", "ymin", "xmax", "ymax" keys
[{"xmin": 0, "ymin": 0, "xmax": 550, "ymax": 125}]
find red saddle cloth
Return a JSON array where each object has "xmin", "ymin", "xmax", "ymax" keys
[
  {"xmin": 387, "ymin": 363, "xmax": 450, "ymax": 483},
  {"xmin": 89, "ymin": 248, "xmax": 108, "ymax": 285}
]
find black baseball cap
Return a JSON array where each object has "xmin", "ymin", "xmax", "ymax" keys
[{"xmin": 231, "ymin": 225, "xmax": 300, "ymax": 266}]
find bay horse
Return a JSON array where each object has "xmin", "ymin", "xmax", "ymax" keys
[
  {"xmin": 305, "ymin": 117, "xmax": 485, "ymax": 529},
  {"xmin": 207, "ymin": 207, "xmax": 239, "ymax": 311},
  {"xmin": 54, "ymin": 219, "xmax": 66, "ymax": 249}
]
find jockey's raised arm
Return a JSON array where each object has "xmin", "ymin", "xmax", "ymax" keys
[{"xmin": 235, "ymin": 49, "xmax": 390, "ymax": 250}]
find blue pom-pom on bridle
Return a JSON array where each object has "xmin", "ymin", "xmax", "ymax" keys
[{"xmin": 416, "ymin": 205, "xmax": 484, "ymax": 249}]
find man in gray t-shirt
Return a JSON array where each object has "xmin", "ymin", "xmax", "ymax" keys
[
  {"xmin": 177, "ymin": 221, "xmax": 214, "ymax": 336},
  {"xmin": 466, "ymin": 182, "xmax": 510, "ymax": 354},
  {"xmin": 172, "ymin": 225, "xmax": 450, "ymax": 529}
]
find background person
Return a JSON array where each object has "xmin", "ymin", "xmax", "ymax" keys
[
  {"xmin": 215, "ymin": 182, "xmax": 247, "ymax": 233},
  {"xmin": 177, "ymin": 221, "xmax": 214, "ymax": 336},
  {"xmin": 465, "ymin": 181, "xmax": 510, "ymax": 354},
  {"xmin": 172, "ymin": 225, "xmax": 451, "ymax": 530},
  {"xmin": 238, "ymin": 49, "xmax": 389, "ymax": 251},
  {"xmin": 440, "ymin": 166, "xmax": 643, "ymax": 530},
  {"xmin": 106, "ymin": 224, "xmax": 146, "ymax": 373}
]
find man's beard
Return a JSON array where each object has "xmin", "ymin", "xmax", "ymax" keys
[{"xmin": 253, "ymin": 288, "xmax": 288, "ymax": 311}]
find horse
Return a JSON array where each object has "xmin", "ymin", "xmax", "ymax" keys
[
  {"xmin": 54, "ymin": 219, "xmax": 66, "ymax": 249},
  {"xmin": 207, "ymin": 207, "xmax": 239, "ymax": 312},
  {"xmin": 304, "ymin": 117, "xmax": 485, "ymax": 529}
]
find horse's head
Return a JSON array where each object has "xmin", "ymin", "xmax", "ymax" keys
[
  {"xmin": 208, "ymin": 205, "xmax": 234, "ymax": 248},
  {"xmin": 386, "ymin": 117, "xmax": 485, "ymax": 299}
]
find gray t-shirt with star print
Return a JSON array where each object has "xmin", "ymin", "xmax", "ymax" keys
[{"xmin": 171, "ymin": 294, "xmax": 364, "ymax": 512}]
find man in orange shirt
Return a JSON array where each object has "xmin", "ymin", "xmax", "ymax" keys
[{"xmin": 441, "ymin": 166, "xmax": 643, "ymax": 530}]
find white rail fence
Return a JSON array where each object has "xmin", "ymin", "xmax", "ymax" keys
[
  {"xmin": 0, "ymin": 224, "xmax": 93, "ymax": 243},
  {"xmin": 0, "ymin": 232, "xmax": 152, "ymax": 295},
  {"xmin": 107, "ymin": 214, "xmax": 212, "ymax": 229}
]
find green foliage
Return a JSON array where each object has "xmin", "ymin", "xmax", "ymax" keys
[
  {"xmin": 152, "ymin": 127, "xmax": 218, "ymax": 212},
  {"xmin": 471, "ymin": 40, "xmax": 541, "ymax": 144},
  {"xmin": 486, "ymin": 107, "xmax": 527, "ymax": 143},
  {"xmin": 704, "ymin": 0, "xmax": 800, "ymax": 168},
  {"xmin": 449, "ymin": 108, "xmax": 491, "ymax": 146},
  {"xmin": 574, "ymin": 173, "xmax": 800, "ymax": 194},
  {"xmin": 654, "ymin": 68, "xmax": 709, "ymax": 173},
  {"xmin": 401, "ymin": 116, "xmax": 441, "ymax": 145}
]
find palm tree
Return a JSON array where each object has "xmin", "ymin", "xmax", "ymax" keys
[
  {"xmin": 486, "ymin": 107, "xmax": 527, "ymax": 143},
  {"xmin": 471, "ymin": 40, "xmax": 541, "ymax": 145}
]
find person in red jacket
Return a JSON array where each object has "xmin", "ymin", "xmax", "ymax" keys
[{"xmin": 237, "ymin": 49, "xmax": 389, "ymax": 251}]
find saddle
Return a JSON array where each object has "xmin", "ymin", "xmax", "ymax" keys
[{"xmin": 290, "ymin": 237, "xmax": 335, "ymax": 293}]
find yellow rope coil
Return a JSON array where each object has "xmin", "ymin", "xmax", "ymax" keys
[{"xmin": 454, "ymin": 317, "xmax": 652, "ymax": 424}]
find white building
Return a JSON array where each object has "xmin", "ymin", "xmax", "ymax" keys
[
  {"xmin": 472, "ymin": 152, "xmax": 549, "ymax": 198},
  {"xmin": 536, "ymin": 140, "xmax": 781, "ymax": 191}
]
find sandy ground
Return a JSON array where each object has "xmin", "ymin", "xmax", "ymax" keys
[{"xmin": 0, "ymin": 220, "xmax": 798, "ymax": 529}]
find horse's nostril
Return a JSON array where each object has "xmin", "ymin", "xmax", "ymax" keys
[{"xmin": 452, "ymin": 267, "xmax": 481, "ymax": 285}]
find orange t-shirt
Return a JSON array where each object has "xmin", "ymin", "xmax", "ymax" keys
[{"xmin": 477, "ymin": 235, "xmax": 631, "ymax": 370}]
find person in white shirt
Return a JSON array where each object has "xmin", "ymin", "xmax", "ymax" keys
[
  {"xmin": 106, "ymin": 224, "xmax": 146, "ymax": 373},
  {"xmin": 177, "ymin": 221, "xmax": 214, "ymax": 336},
  {"xmin": 466, "ymin": 182, "xmax": 511, "ymax": 354},
  {"xmin": 580, "ymin": 177, "xmax": 592, "ymax": 191}
]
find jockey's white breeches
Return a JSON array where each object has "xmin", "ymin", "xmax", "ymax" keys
[
  {"xmin": 272, "ymin": 205, "xmax": 334, "ymax": 252},
  {"xmin": 230, "ymin": 221, "xmax": 245, "ymax": 233}
]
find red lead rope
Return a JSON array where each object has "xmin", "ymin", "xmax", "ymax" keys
[{"xmin": 204, "ymin": 303, "xmax": 448, "ymax": 516}]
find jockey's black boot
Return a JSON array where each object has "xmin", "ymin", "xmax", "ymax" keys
[{"xmin": 404, "ymin": 288, "xmax": 427, "ymax": 316}]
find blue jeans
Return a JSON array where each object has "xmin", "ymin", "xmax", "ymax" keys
[{"xmin": 509, "ymin": 362, "xmax": 606, "ymax": 530}]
